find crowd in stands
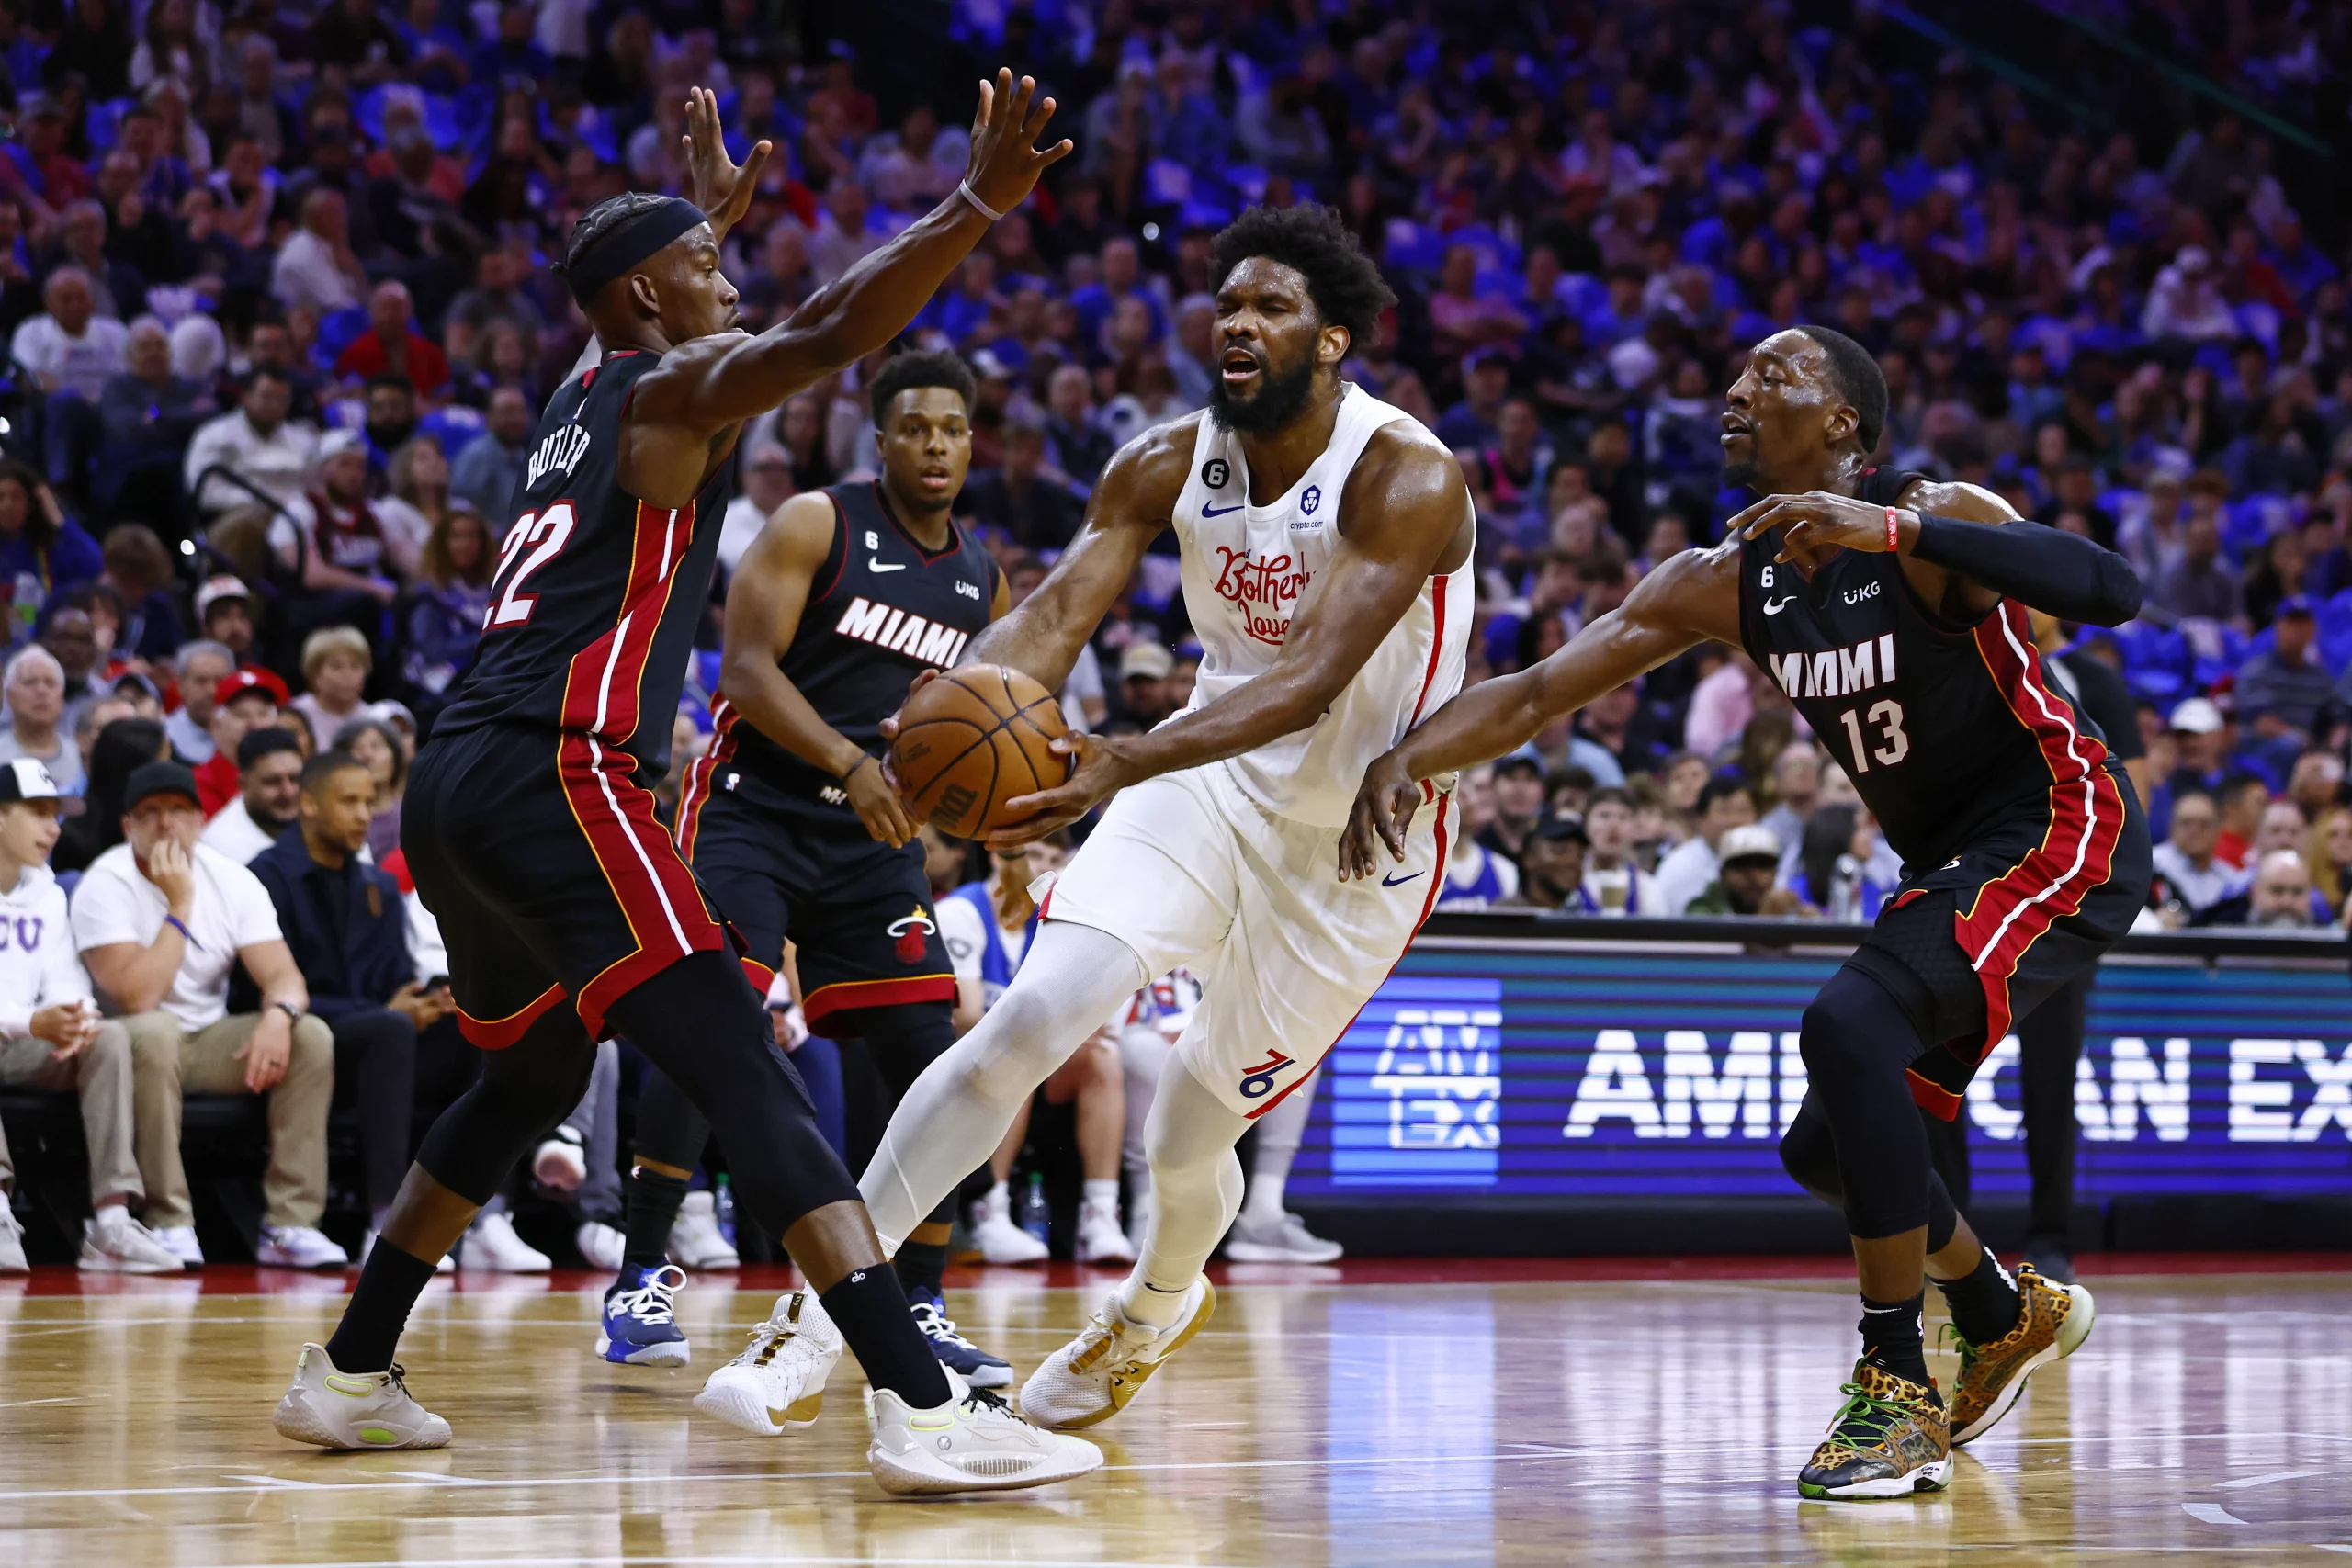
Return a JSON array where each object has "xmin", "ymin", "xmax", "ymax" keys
[{"xmin": 5, "ymin": 0, "xmax": 2352, "ymax": 1266}]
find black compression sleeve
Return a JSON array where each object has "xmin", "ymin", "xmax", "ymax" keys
[{"xmin": 1907, "ymin": 514, "xmax": 2144, "ymax": 626}]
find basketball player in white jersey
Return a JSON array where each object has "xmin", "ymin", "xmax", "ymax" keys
[{"xmin": 865, "ymin": 204, "xmax": 1474, "ymax": 1427}]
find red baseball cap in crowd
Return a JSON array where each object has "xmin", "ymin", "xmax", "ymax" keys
[{"xmin": 216, "ymin": 667, "xmax": 291, "ymax": 706}]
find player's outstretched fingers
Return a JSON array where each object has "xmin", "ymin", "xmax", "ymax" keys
[{"xmin": 878, "ymin": 668, "xmax": 942, "ymax": 746}]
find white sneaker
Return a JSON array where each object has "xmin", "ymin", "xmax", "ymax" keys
[
  {"xmin": 1075, "ymin": 1199, "xmax": 1136, "ymax": 1264},
  {"xmin": 150, "ymin": 1224, "xmax": 205, "ymax": 1267},
  {"xmin": 575, "ymin": 1221, "xmax": 626, "ymax": 1272},
  {"xmin": 356, "ymin": 1231, "xmax": 455, "ymax": 1273},
  {"xmin": 693, "ymin": 1288, "xmax": 842, "ymax": 1435},
  {"xmin": 969, "ymin": 1193, "xmax": 1048, "ymax": 1264},
  {"xmin": 462, "ymin": 1210, "xmax": 549, "ymax": 1272},
  {"xmin": 0, "ymin": 1206, "xmax": 26, "ymax": 1273},
  {"xmin": 79, "ymin": 1208, "xmax": 182, "ymax": 1273},
  {"xmin": 273, "ymin": 1342, "xmax": 451, "ymax": 1450},
  {"xmin": 1222, "ymin": 1209, "xmax": 1343, "ymax": 1264},
  {"xmin": 870, "ymin": 1371, "xmax": 1106, "ymax": 1495},
  {"xmin": 668, "ymin": 1190, "xmax": 739, "ymax": 1271},
  {"xmin": 257, "ymin": 1225, "xmax": 350, "ymax": 1269},
  {"xmin": 1020, "ymin": 1277, "xmax": 1216, "ymax": 1430},
  {"xmin": 532, "ymin": 1134, "xmax": 587, "ymax": 1193}
]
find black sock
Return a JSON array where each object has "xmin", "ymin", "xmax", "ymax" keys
[
  {"xmin": 620, "ymin": 1168, "xmax": 690, "ymax": 1279},
  {"xmin": 823, "ymin": 1264, "xmax": 954, "ymax": 1408},
  {"xmin": 894, "ymin": 1239, "xmax": 946, "ymax": 1300},
  {"xmin": 1858, "ymin": 1290, "xmax": 1931, "ymax": 1389},
  {"xmin": 1933, "ymin": 1247, "xmax": 2022, "ymax": 1346},
  {"xmin": 325, "ymin": 1239, "xmax": 440, "ymax": 1373}
]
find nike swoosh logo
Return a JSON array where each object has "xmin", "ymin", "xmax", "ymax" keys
[
  {"xmin": 1762, "ymin": 596, "xmax": 1794, "ymax": 615},
  {"xmin": 1201, "ymin": 503, "xmax": 1243, "ymax": 517},
  {"xmin": 1382, "ymin": 870, "xmax": 1425, "ymax": 887},
  {"xmin": 869, "ymin": 558, "xmax": 905, "ymax": 572}
]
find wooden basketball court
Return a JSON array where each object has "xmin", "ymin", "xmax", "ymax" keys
[{"xmin": 2, "ymin": 1258, "xmax": 2347, "ymax": 1566}]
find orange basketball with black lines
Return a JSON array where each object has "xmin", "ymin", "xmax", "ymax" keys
[{"xmin": 889, "ymin": 665, "xmax": 1073, "ymax": 838}]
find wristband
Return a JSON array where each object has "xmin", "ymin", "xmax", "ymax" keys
[
  {"xmin": 957, "ymin": 178, "xmax": 1005, "ymax": 223},
  {"xmin": 838, "ymin": 753, "xmax": 878, "ymax": 784},
  {"xmin": 164, "ymin": 914, "xmax": 195, "ymax": 944},
  {"xmin": 272, "ymin": 1000, "xmax": 303, "ymax": 1024},
  {"xmin": 1886, "ymin": 507, "xmax": 1902, "ymax": 553}
]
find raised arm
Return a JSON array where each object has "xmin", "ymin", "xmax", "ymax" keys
[
  {"xmin": 628, "ymin": 73, "xmax": 1069, "ymax": 445},
  {"xmin": 1338, "ymin": 542, "xmax": 1745, "ymax": 880},
  {"xmin": 717, "ymin": 491, "xmax": 918, "ymax": 849},
  {"xmin": 994, "ymin": 423, "xmax": 1474, "ymax": 846}
]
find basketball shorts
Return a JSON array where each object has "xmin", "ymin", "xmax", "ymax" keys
[
  {"xmin": 1041, "ymin": 761, "xmax": 1453, "ymax": 1120},
  {"xmin": 680, "ymin": 787, "xmax": 955, "ymax": 1038},
  {"xmin": 1845, "ymin": 767, "xmax": 2153, "ymax": 1119},
  {"xmin": 403, "ymin": 722, "xmax": 729, "ymax": 1048}
]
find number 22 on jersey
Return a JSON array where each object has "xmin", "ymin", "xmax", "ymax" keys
[{"xmin": 486, "ymin": 502, "xmax": 578, "ymax": 629}]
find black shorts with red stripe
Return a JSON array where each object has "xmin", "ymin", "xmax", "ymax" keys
[
  {"xmin": 1844, "ymin": 763, "xmax": 2152, "ymax": 1120},
  {"xmin": 403, "ymin": 721, "xmax": 731, "ymax": 1048},
  {"xmin": 679, "ymin": 784, "xmax": 955, "ymax": 1039}
]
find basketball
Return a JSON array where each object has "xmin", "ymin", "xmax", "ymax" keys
[{"xmin": 889, "ymin": 664, "xmax": 1074, "ymax": 837}]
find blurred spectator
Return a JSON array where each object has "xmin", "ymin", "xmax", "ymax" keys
[
  {"xmin": 334, "ymin": 280, "xmax": 451, "ymax": 400},
  {"xmin": 332, "ymin": 716, "xmax": 406, "ymax": 863},
  {"xmin": 1687, "ymin": 824, "xmax": 1794, "ymax": 917},
  {"xmin": 2203, "ymin": 848, "xmax": 2320, "ymax": 930},
  {"xmin": 193, "ymin": 667, "xmax": 288, "ymax": 816},
  {"xmin": 2303, "ymin": 806, "xmax": 2352, "ymax": 922},
  {"xmin": 54, "ymin": 715, "xmax": 168, "ymax": 874},
  {"xmin": 2153, "ymin": 786, "xmax": 2250, "ymax": 919},
  {"xmin": 0, "ymin": 645, "xmax": 81, "ymax": 795},
  {"xmin": 2212, "ymin": 773, "xmax": 2273, "ymax": 870},
  {"xmin": 451, "ymin": 384, "xmax": 531, "ymax": 530},
  {"xmin": 1756, "ymin": 741, "xmax": 1824, "ymax": 858},
  {"xmin": 185, "ymin": 367, "xmax": 317, "ymax": 517},
  {"xmin": 288, "ymin": 626, "xmax": 378, "ymax": 753},
  {"xmin": 1786, "ymin": 805, "xmax": 1902, "ymax": 923},
  {"xmin": 374, "ymin": 438, "xmax": 452, "ymax": 583},
  {"xmin": 1043, "ymin": 364, "xmax": 1114, "ymax": 491},
  {"xmin": 248, "ymin": 750, "xmax": 440, "ymax": 1244},
  {"xmin": 1498, "ymin": 811, "xmax": 1589, "ymax": 911},
  {"xmin": 270, "ymin": 187, "xmax": 366, "ymax": 314},
  {"xmin": 2234, "ymin": 598, "xmax": 2334, "ymax": 740},
  {"xmin": 1115, "ymin": 642, "xmax": 1175, "ymax": 728},
  {"xmin": 1655, "ymin": 775, "xmax": 1758, "ymax": 915},
  {"xmin": 1481, "ymin": 751, "xmax": 1545, "ymax": 868},
  {"xmin": 403, "ymin": 505, "xmax": 493, "ymax": 699},
  {"xmin": 717, "ymin": 443, "xmax": 793, "ymax": 581},
  {"xmin": 1437, "ymin": 762, "xmax": 1520, "ymax": 909},
  {"xmin": 74, "ymin": 761, "xmax": 344, "ymax": 1269},
  {"xmin": 192, "ymin": 577, "xmax": 255, "ymax": 664},
  {"xmin": 965, "ymin": 417, "xmax": 1085, "ymax": 549},
  {"xmin": 199, "ymin": 725, "xmax": 303, "ymax": 865},
  {"xmin": 279, "ymin": 430, "xmax": 399, "ymax": 613},
  {"xmin": 12, "ymin": 265, "xmax": 128, "ymax": 399},
  {"xmin": 41, "ymin": 604, "xmax": 105, "ymax": 722},
  {"xmin": 163, "ymin": 640, "xmax": 234, "ymax": 763},
  {"xmin": 96, "ymin": 525, "xmax": 182, "ymax": 661},
  {"xmin": 1580, "ymin": 787, "xmax": 1661, "ymax": 916},
  {"xmin": 0, "ymin": 458, "xmax": 100, "ymax": 600},
  {"xmin": 2150, "ymin": 512, "xmax": 2243, "ymax": 623}
]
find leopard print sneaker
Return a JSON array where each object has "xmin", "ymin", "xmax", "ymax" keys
[
  {"xmin": 1947, "ymin": 1262, "xmax": 2096, "ymax": 1445},
  {"xmin": 1796, "ymin": 1360, "xmax": 1952, "ymax": 1500}
]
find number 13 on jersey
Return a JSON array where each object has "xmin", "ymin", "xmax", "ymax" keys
[
  {"xmin": 486, "ymin": 501, "xmax": 578, "ymax": 629},
  {"xmin": 1838, "ymin": 699, "xmax": 1909, "ymax": 773}
]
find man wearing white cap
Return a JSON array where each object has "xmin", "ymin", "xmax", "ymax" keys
[{"xmin": 0, "ymin": 759, "xmax": 181, "ymax": 1272}]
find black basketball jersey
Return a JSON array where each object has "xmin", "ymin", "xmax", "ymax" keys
[
  {"xmin": 707, "ymin": 479, "xmax": 996, "ymax": 817},
  {"xmin": 1735, "ymin": 468, "xmax": 2116, "ymax": 873},
  {"xmin": 434, "ymin": 348, "xmax": 736, "ymax": 779}
]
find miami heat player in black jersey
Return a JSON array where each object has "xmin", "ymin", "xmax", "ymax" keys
[
  {"xmin": 280, "ymin": 82, "xmax": 1110, "ymax": 1496},
  {"xmin": 1347, "ymin": 326, "xmax": 2150, "ymax": 1502}
]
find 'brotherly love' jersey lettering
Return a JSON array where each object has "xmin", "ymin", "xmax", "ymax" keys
[{"xmin": 1170, "ymin": 387, "xmax": 1475, "ymax": 828}]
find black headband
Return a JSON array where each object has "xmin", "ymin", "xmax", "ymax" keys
[{"xmin": 564, "ymin": 197, "xmax": 710, "ymax": 307}]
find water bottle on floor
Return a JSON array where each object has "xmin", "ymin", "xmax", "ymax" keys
[
  {"xmin": 712, "ymin": 1174, "xmax": 735, "ymax": 1248},
  {"xmin": 1017, "ymin": 1172, "xmax": 1050, "ymax": 1250}
]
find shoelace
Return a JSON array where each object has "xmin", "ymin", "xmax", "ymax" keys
[
  {"xmin": 385, "ymin": 1363, "xmax": 416, "ymax": 1398},
  {"xmin": 910, "ymin": 1302, "xmax": 981, "ymax": 1350},
  {"xmin": 611, "ymin": 1269, "xmax": 683, "ymax": 1325},
  {"xmin": 1935, "ymin": 1321, "xmax": 1981, "ymax": 1372},
  {"xmin": 959, "ymin": 1386, "xmax": 1028, "ymax": 1425},
  {"xmin": 1826, "ymin": 1381, "xmax": 1915, "ymax": 1447}
]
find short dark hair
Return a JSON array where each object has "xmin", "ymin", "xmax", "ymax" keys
[
  {"xmin": 366, "ymin": 373, "xmax": 413, "ymax": 401},
  {"xmin": 1697, "ymin": 774, "xmax": 1754, "ymax": 814},
  {"xmin": 300, "ymin": 749, "xmax": 370, "ymax": 795},
  {"xmin": 868, "ymin": 349, "xmax": 976, "ymax": 420},
  {"xmin": 1210, "ymin": 203, "xmax": 1396, "ymax": 351},
  {"xmin": 237, "ymin": 725, "xmax": 303, "ymax": 772},
  {"xmin": 1792, "ymin": 323, "xmax": 1888, "ymax": 457}
]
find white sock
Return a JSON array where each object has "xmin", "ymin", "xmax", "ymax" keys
[
  {"xmin": 1082, "ymin": 1178, "xmax": 1120, "ymax": 1215},
  {"xmin": 981, "ymin": 1179, "xmax": 1012, "ymax": 1218},
  {"xmin": 1118, "ymin": 1056, "xmax": 1250, "ymax": 1331},
  {"xmin": 858, "ymin": 921, "xmax": 1148, "ymax": 1245},
  {"xmin": 1243, "ymin": 1171, "xmax": 1286, "ymax": 1224},
  {"xmin": 1117, "ymin": 1270, "xmax": 1196, "ymax": 1331}
]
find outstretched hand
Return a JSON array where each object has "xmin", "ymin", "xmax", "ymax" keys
[
  {"xmin": 1734, "ymin": 490, "xmax": 1905, "ymax": 569},
  {"xmin": 963, "ymin": 69, "xmax": 1073, "ymax": 220},
  {"xmin": 681, "ymin": 85, "xmax": 772, "ymax": 246},
  {"xmin": 1338, "ymin": 751, "xmax": 1424, "ymax": 882},
  {"xmin": 986, "ymin": 731, "xmax": 1133, "ymax": 850}
]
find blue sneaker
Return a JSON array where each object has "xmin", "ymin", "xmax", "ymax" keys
[
  {"xmin": 597, "ymin": 1264, "xmax": 690, "ymax": 1365},
  {"xmin": 908, "ymin": 1287, "xmax": 1012, "ymax": 1389}
]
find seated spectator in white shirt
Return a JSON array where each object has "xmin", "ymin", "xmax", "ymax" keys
[
  {"xmin": 0, "ymin": 644, "xmax": 84, "ymax": 795},
  {"xmin": 9, "ymin": 265, "xmax": 130, "ymax": 400},
  {"xmin": 164, "ymin": 640, "xmax": 236, "ymax": 764},
  {"xmin": 72, "ymin": 761, "xmax": 344, "ymax": 1269},
  {"xmin": 269, "ymin": 186, "xmax": 366, "ymax": 315},
  {"xmin": 2151, "ymin": 786, "xmax": 2252, "ymax": 919},
  {"xmin": 0, "ymin": 759, "xmax": 180, "ymax": 1273},
  {"xmin": 1655, "ymin": 776, "xmax": 1758, "ymax": 915},
  {"xmin": 199, "ymin": 727, "xmax": 305, "ymax": 865},
  {"xmin": 1581, "ymin": 787, "xmax": 1664, "ymax": 916},
  {"xmin": 184, "ymin": 367, "xmax": 319, "ymax": 517}
]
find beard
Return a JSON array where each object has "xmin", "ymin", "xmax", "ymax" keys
[
  {"xmin": 1721, "ymin": 447, "xmax": 1761, "ymax": 491},
  {"xmin": 1208, "ymin": 351, "xmax": 1317, "ymax": 435}
]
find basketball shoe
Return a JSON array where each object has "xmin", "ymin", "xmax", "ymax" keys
[
  {"xmin": 907, "ymin": 1287, "xmax": 1013, "ymax": 1388},
  {"xmin": 1223, "ymin": 1209, "xmax": 1343, "ymax": 1264},
  {"xmin": 968, "ymin": 1181, "xmax": 1048, "ymax": 1263},
  {"xmin": 1019, "ymin": 1276, "xmax": 1215, "ymax": 1429},
  {"xmin": 669, "ymin": 1190, "xmax": 740, "ymax": 1270},
  {"xmin": 694, "ymin": 1288, "xmax": 840, "ymax": 1435},
  {"xmin": 1946, "ymin": 1264, "xmax": 2095, "ymax": 1445},
  {"xmin": 598, "ymin": 1263, "xmax": 691, "ymax": 1365},
  {"xmin": 273, "ymin": 1343, "xmax": 451, "ymax": 1450},
  {"xmin": 870, "ymin": 1374, "xmax": 1106, "ymax": 1495},
  {"xmin": 1796, "ymin": 1362, "xmax": 1951, "ymax": 1500}
]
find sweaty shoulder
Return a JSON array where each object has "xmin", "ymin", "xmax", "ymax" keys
[
  {"xmin": 1096, "ymin": 409, "xmax": 1203, "ymax": 523},
  {"xmin": 1900, "ymin": 478, "xmax": 2019, "ymax": 525}
]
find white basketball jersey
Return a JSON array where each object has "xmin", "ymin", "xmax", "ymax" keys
[{"xmin": 1171, "ymin": 386, "xmax": 1475, "ymax": 829}]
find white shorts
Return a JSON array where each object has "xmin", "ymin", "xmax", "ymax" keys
[{"xmin": 1042, "ymin": 762, "xmax": 1453, "ymax": 1119}]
